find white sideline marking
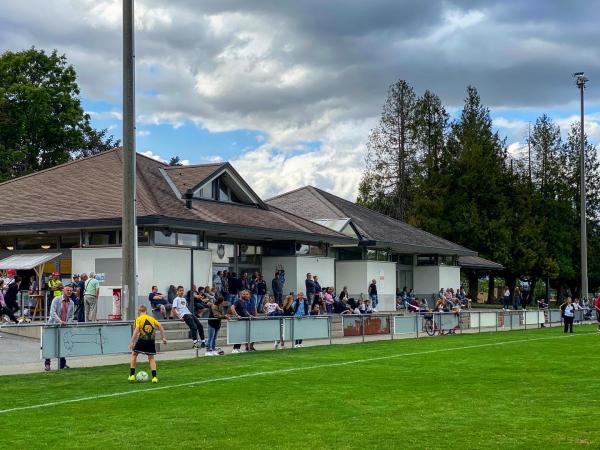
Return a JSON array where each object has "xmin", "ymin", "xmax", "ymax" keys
[{"xmin": 0, "ymin": 333, "xmax": 586, "ymax": 415}]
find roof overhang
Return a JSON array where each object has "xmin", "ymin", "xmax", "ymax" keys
[
  {"xmin": 0, "ymin": 253, "xmax": 62, "ymax": 270},
  {"xmin": 0, "ymin": 216, "xmax": 357, "ymax": 246},
  {"xmin": 358, "ymin": 240, "xmax": 477, "ymax": 256},
  {"xmin": 458, "ymin": 255, "xmax": 505, "ymax": 271}
]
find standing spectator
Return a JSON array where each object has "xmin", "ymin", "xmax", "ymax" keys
[
  {"xmin": 305, "ymin": 273, "xmax": 316, "ymax": 307},
  {"xmin": 206, "ymin": 297, "xmax": 228, "ymax": 356},
  {"xmin": 502, "ymin": 286, "xmax": 511, "ymax": 310},
  {"xmin": 593, "ymin": 293, "xmax": 600, "ymax": 332},
  {"xmin": 561, "ymin": 297, "xmax": 575, "ymax": 333},
  {"xmin": 229, "ymin": 290, "xmax": 256, "ymax": 353},
  {"xmin": 212, "ymin": 271, "xmax": 223, "ymax": 294},
  {"xmin": 48, "ymin": 272, "xmax": 63, "ymax": 299},
  {"xmin": 513, "ymin": 287, "xmax": 522, "ymax": 310},
  {"xmin": 272, "ymin": 272, "xmax": 283, "ymax": 306},
  {"xmin": 256, "ymin": 274, "xmax": 267, "ymax": 313},
  {"xmin": 314, "ymin": 275, "xmax": 322, "ymax": 301},
  {"xmin": 240, "ymin": 272, "xmax": 250, "ymax": 291},
  {"xmin": 44, "ymin": 285, "xmax": 75, "ymax": 371},
  {"xmin": 368, "ymin": 279, "xmax": 378, "ymax": 310},
  {"xmin": 4, "ymin": 276, "xmax": 21, "ymax": 314},
  {"xmin": 75, "ymin": 274, "xmax": 86, "ymax": 322},
  {"xmin": 28, "ymin": 275, "xmax": 39, "ymax": 294},
  {"xmin": 228, "ymin": 272, "xmax": 241, "ymax": 304},
  {"xmin": 84, "ymin": 272, "xmax": 100, "ymax": 322},
  {"xmin": 221, "ymin": 271, "xmax": 229, "ymax": 300},
  {"xmin": 339, "ymin": 286, "xmax": 349, "ymax": 303},
  {"xmin": 148, "ymin": 285, "xmax": 172, "ymax": 319},
  {"xmin": 293, "ymin": 291, "xmax": 309, "ymax": 348},
  {"xmin": 0, "ymin": 280, "xmax": 19, "ymax": 323},
  {"xmin": 172, "ymin": 285, "xmax": 206, "ymax": 348}
]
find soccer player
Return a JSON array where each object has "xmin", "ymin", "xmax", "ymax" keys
[{"xmin": 128, "ymin": 305, "xmax": 167, "ymax": 384}]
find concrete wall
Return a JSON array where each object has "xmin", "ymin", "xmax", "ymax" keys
[
  {"xmin": 413, "ymin": 265, "xmax": 460, "ymax": 295},
  {"xmin": 335, "ymin": 261, "xmax": 397, "ymax": 311},
  {"xmin": 261, "ymin": 256, "xmax": 335, "ymax": 295},
  {"xmin": 72, "ymin": 246, "xmax": 213, "ymax": 320}
]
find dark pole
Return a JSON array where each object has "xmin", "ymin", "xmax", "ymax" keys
[
  {"xmin": 122, "ymin": 0, "xmax": 137, "ymax": 320},
  {"xmin": 575, "ymin": 73, "xmax": 588, "ymax": 301}
]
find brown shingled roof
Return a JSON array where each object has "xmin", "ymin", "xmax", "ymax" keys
[
  {"xmin": 0, "ymin": 149, "xmax": 353, "ymax": 243},
  {"xmin": 163, "ymin": 163, "xmax": 224, "ymax": 195}
]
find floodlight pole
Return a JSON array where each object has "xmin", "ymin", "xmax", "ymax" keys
[
  {"xmin": 122, "ymin": 0, "xmax": 137, "ymax": 320},
  {"xmin": 576, "ymin": 73, "xmax": 588, "ymax": 301}
]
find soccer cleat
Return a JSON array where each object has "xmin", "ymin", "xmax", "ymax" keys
[
  {"xmin": 193, "ymin": 340, "xmax": 199, "ymax": 349},
  {"xmin": 201, "ymin": 340, "xmax": 206, "ymax": 348},
  {"xmin": 274, "ymin": 341, "xmax": 279, "ymax": 349},
  {"xmin": 128, "ymin": 375, "xmax": 136, "ymax": 382},
  {"xmin": 216, "ymin": 349, "xmax": 225, "ymax": 355},
  {"xmin": 44, "ymin": 362, "xmax": 51, "ymax": 372},
  {"xmin": 151, "ymin": 377, "xmax": 158, "ymax": 384}
]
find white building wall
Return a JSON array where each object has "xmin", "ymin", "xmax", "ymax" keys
[
  {"xmin": 262, "ymin": 256, "xmax": 298, "ymax": 295},
  {"xmin": 193, "ymin": 250, "xmax": 212, "ymax": 288},
  {"xmin": 413, "ymin": 266, "xmax": 440, "ymax": 295},
  {"xmin": 438, "ymin": 266, "xmax": 461, "ymax": 291},
  {"xmin": 335, "ymin": 261, "xmax": 396, "ymax": 312},
  {"xmin": 296, "ymin": 256, "xmax": 335, "ymax": 294}
]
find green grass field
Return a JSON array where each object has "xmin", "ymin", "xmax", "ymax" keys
[{"xmin": 2, "ymin": 327, "xmax": 599, "ymax": 449}]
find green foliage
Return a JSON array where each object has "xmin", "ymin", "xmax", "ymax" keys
[
  {"xmin": 359, "ymin": 82, "xmax": 600, "ymax": 294},
  {"xmin": 0, "ymin": 48, "xmax": 118, "ymax": 182}
]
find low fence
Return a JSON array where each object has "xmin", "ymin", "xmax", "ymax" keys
[{"xmin": 226, "ymin": 309, "xmax": 590, "ymax": 344}]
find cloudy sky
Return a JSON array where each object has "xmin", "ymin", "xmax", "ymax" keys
[{"xmin": 1, "ymin": 0, "xmax": 599, "ymax": 200}]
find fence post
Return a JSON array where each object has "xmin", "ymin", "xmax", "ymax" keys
[
  {"xmin": 495, "ymin": 311, "xmax": 498, "ymax": 333},
  {"xmin": 390, "ymin": 314, "xmax": 394, "ymax": 340},
  {"xmin": 291, "ymin": 316, "xmax": 295, "ymax": 349},
  {"xmin": 328, "ymin": 315, "xmax": 332, "ymax": 345},
  {"xmin": 361, "ymin": 315, "xmax": 365, "ymax": 343},
  {"xmin": 415, "ymin": 313, "xmax": 419, "ymax": 339},
  {"xmin": 524, "ymin": 310, "xmax": 527, "ymax": 332},
  {"xmin": 478, "ymin": 312, "xmax": 481, "ymax": 334},
  {"xmin": 246, "ymin": 318, "xmax": 251, "ymax": 349}
]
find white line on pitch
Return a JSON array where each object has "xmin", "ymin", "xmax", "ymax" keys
[{"xmin": 0, "ymin": 333, "xmax": 588, "ymax": 415}]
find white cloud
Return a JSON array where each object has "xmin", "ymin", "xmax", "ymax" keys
[
  {"xmin": 140, "ymin": 150, "xmax": 166, "ymax": 163},
  {"xmin": 137, "ymin": 130, "xmax": 151, "ymax": 137}
]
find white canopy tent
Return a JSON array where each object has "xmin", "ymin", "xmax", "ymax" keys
[{"xmin": 0, "ymin": 253, "xmax": 62, "ymax": 283}]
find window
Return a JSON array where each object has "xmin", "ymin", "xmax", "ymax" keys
[
  {"xmin": 337, "ymin": 247, "xmax": 363, "ymax": 261},
  {"xmin": 439, "ymin": 255, "xmax": 456, "ymax": 266},
  {"xmin": 396, "ymin": 254, "xmax": 414, "ymax": 266},
  {"xmin": 239, "ymin": 244, "xmax": 262, "ymax": 264},
  {"xmin": 17, "ymin": 235, "xmax": 58, "ymax": 250},
  {"xmin": 367, "ymin": 249, "xmax": 390, "ymax": 261},
  {"xmin": 367, "ymin": 249, "xmax": 378, "ymax": 261},
  {"xmin": 0, "ymin": 237, "xmax": 15, "ymax": 251},
  {"xmin": 416, "ymin": 255, "xmax": 437, "ymax": 266},
  {"xmin": 177, "ymin": 233, "xmax": 198, "ymax": 247},
  {"xmin": 138, "ymin": 229, "xmax": 150, "ymax": 244},
  {"xmin": 154, "ymin": 230, "xmax": 176, "ymax": 246},
  {"xmin": 60, "ymin": 234, "xmax": 80, "ymax": 249},
  {"xmin": 309, "ymin": 245, "xmax": 326, "ymax": 256},
  {"xmin": 89, "ymin": 231, "xmax": 117, "ymax": 246}
]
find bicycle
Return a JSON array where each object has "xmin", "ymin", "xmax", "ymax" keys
[{"xmin": 423, "ymin": 312, "xmax": 459, "ymax": 336}]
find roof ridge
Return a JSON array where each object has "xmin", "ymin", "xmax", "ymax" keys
[
  {"xmin": 163, "ymin": 162, "xmax": 225, "ymax": 170},
  {"xmin": 312, "ymin": 186, "xmax": 472, "ymax": 251},
  {"xmin": 303, "ymin": 185, "xmax": 348, "ymax": 218},
  {"xmin": 0, "ymin": 147, "xmax": 120, "ymax": 188},
  {"xmin": 265, "ymin": 184, "xmax": 308, "ymax": 202}
]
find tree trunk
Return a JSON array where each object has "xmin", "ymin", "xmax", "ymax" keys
[
  {"xmin": 468, "ymin": 272, "xmax": 479, "ymax": 304},
  {"xmin": 488, "ymin": 274, "xmax": 495, "ymax": 304}
]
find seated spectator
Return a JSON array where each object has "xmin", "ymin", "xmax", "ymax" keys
[
  {"xmin": 192, "ymin": 286, "xmax": 211, "ymax": 317},
  {"xmin": 148, "ymin": 286, "xmax": 172, "ymax": 320},
  {"xmin": 323, "ymin": 287, "xmax": 334, "ymax": 314},
  {"xmin": 333, "ymin": 297, "xmax": 352, "ymax": 314},
  {"xmin": 538, "ymin": 299, "xmax": 549, "ymax": 309},
  {"xmin": 172, "ymin": 285, "xmax": 206, "ymax": 348},
  {"xmin": 264, "ymin": 296, "xmax": 283, "ymax": 316},
  {"xmin": 204, "ymin": 286, "xmax": 216, "ymax": 303},
  {"xmin": 310, "ymin": 303, "xmax": 321, "ymax": 315}
]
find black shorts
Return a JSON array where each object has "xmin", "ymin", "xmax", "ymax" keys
[
  {"xmin": 596, "ymin": 311, "xmax": 600, "ymax": 322},
  {"xmin": 133, "ymin": 339, "xmax": 156, "ymax": 355}
]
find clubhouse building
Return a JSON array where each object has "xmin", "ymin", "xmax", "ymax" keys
[{"xmin": 0, "ymin": 149, "xmax": 500, "ymax": 316}]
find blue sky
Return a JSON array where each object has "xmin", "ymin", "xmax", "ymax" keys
[{"xmin": 2, "ymin": 0, "xmax": 600, "ymax": 199}]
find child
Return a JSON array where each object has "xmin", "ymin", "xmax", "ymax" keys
[
  {"xmin": 207, "ymin": 297, "xmax": 228, "ymax": 356},
  {"xmin": 173, "ymin": 285, "xmax": 206, "ymax": 348},
  {"xmin": 128, "ymin": 305, "xmax": 167, "ymax": 384}
]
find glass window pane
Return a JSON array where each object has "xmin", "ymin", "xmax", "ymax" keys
[
  {"xmin": 89, "ymin": 231, "xmax": 117, "ymax": 246},
  {"xmin": 138, "ymin": 229, "xmax": 150, "ymax": 244},
  {"xmin": 177, "ymin": 233, "xmax": 198, "ymax": 247},
  {"xmin": 17, "ymin": 235, "xmax": 58, "ymax": 250},
  {"xmin": 337, "ymin": 247, "xmax": 363, "ymax": 261},
  {"xmin": 154, "ymin": 230, "xmax": 176, "ymax": 245},
  {"xmin": 60, "ymin": 234, "xmax": 80, "ymax": 249},
  {"xmin": 367, "ymin": 249, "xmax": 378, "ymax": 261},
  {"xmin": 416, "ymin": 255, "xmax": 437, "ymax": 266},
  {"xmin": 0, "ymin": 237, "xmax": 15, "ymax": 251}
]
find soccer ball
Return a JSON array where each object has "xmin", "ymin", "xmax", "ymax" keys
[{"xmin": 136, "ymin": 371, "xmax": 149, "ymax": 383}]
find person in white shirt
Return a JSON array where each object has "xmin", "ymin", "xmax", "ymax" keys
[
  {"xmin": 561, "ymin": 297, "xmax": 575, "ymax": 333},
  {"xmin": 263, "ymin": 296, "xmax": 283, "ymax": 316},
  {"xmin": 172, "ymin": 285, "xmax": 206, "ymax": 348}
]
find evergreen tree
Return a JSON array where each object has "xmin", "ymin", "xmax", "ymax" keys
[{"xmin": 357, "ymin": 80, "xmax": 417, "ymax": 221}]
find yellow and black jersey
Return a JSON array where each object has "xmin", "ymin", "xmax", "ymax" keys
[{"xmin": 135, "ymin": 313, "xmax": 160, "ymax": 341}]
